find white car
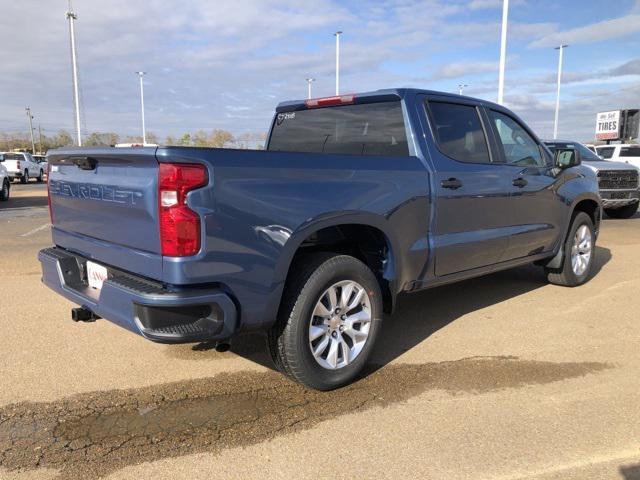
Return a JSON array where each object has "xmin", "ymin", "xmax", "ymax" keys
[
  {"xmin": 0, "ymin": 151, "xmax": 44, "ymax": 183},
  {"xmin": 0, "ymin": 153, "xmax": 11, "ymax": 201},
  {"xmin": 595, "ymin": 144, "xmax": 640, "ymax": 169}
]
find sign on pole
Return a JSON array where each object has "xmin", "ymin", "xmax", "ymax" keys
[{"xmin": 595, "ymin": 110, "xmax": 621, "ymax": 140}]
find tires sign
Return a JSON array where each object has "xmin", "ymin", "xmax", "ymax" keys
[{"xmin": 595, "ymin": 110, "xmax": 620, "ymax": 140}]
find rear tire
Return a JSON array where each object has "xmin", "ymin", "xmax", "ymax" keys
[
  {"xmin": 545, "ymin": 212, "xmax": 595, "ymax": 287},
  {"xmin": 268, "ymin": 253, "xmax": 383, "ymax": 390},
  {"xmin": 0, "ymin": 180, "xmax": 9, "ymax": 201},
  {"xmin": 20, "ymin": 170, "xmax": 28, "ymax": 184},
  {"xmin": 604, "ymin": 202, "xmax": 638, "ymax": 219},
  {"xmin": 36, "ymin": 169, "xmax": 44, "ymax": 183}
]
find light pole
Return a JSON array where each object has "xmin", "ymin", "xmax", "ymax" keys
[
  {"xmin": 334, "ymin": 31, "xmax": 342, "ymax": 95},
  {"xmin": 306, "ymin": 78, "xmax": 316, "ymax": 99},
  {"xmin": 458, "ymin": 84, "xmax": 469, "ymax": 95},
  {"xmin": 25, "ymin": 107, "xmax": 36, "ymax": 153},
  {"xmin": 66, "ymin": 1, "xmax": 81, "ymax": 146},
  {"xmin": 497, "ymin": 0, "xmax": 509, "ymax": 105},
  {"xmin": 553, "ymin": 44, "xmax": 568, "ymax": 140},
  {"xmin": 136, "ymin": 71, "xmax": 147, "ymax": 145},
  {"xmin": 38, "ymin": 124, "xmax": 43, "ymax": 153}
]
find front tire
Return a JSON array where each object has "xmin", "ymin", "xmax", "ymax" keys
[
  {"xmin": 269, "ymin": 253, "xmax": 383, "ymax": 390},
  {"xmin": 604, "ymin": 202, "xmax": 638, "ymax": 219},
  {"xmin": 545, "ymin": 212, "xmax": 595, "ymax": 287},
  {"xmin": 0, "ymin": 180, "xmax": 9, "ymax": 201},
  {"xmin": 36, "ymin": 169, "xmax": 44, "ymax": 183},
  {"xmin": 20, "ymin": 170, "xmax": 28, "ymax": 184}
]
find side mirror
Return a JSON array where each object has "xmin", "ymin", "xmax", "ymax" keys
[{"xmin": 555, "ymin": 148, "xmax": 580, "ymax": 169}]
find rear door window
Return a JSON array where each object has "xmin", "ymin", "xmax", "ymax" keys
[
  {"xmin": 427, "ymin": 101, "xmax": 491, "ymax": 163},
  {"xmin": 267, "ymin": 101, "xmax": 409, "ymax": 157}
]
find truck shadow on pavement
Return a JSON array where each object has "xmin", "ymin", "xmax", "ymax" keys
[
  {"xmin": 620, "ymin": 463, "xmax": 640, "ymax": 480},
  {"xmin": 169, "ymin": 246, "xmax": 612, "ymax": 373}
]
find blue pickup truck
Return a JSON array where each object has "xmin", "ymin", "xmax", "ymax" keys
[{"xmin": 39, "ymin": 88, "xmax": 601, "ymax": 390}]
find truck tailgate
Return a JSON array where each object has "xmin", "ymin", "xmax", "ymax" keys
[{"xmin": 48, "ymin": 148, "xmax": 160, "ymax": 254}]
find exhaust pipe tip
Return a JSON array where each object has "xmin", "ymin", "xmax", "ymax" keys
[
  {"xmin": 215, "ymin": 341, "xmax": 231, "ymax": 352},
  {"xmin": 71, "ymin": 307, "xmax": 99, "ymax": 322}
]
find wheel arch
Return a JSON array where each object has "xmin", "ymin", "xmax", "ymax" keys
[
  {"xmin": 545, "ymin": 193, "xmax": 601, "ymax": 270},
  {"xmin": 273, "ymin": 214, "xmax": 400, "ymax": 316}
]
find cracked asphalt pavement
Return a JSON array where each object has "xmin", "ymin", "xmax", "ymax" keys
[{"xmin": 1, "ymin": 184, "xmax": 640, "ymax": 480}]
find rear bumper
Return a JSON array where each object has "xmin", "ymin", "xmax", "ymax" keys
[{"xmin": 38, "ymin": 247, "xmax": 238, "ymax": 343}]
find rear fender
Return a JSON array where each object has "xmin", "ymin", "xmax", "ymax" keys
[{"xmin": 263, "ymin": 212, "xmax": 401, "ymax": 320}]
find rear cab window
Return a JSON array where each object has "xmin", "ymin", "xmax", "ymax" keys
[{"xmin": 267, "ymin": 101, "xmax": 409, "ymax": 157}]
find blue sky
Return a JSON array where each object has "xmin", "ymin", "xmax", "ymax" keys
[{"xmin": 1, "ymin": 0, "xmax": 639, "ymax": 142}]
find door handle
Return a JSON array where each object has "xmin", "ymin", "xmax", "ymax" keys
[
  {"xmin": 512, "ymin": 177, "xmax": 528, "ymax": 188},
  {"xmin": 441, "ymin": 178, "xmax": 462, "ymax": 189}
]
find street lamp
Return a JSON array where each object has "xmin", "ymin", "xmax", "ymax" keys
[
  {"xmin": 306, "ymin": 78, "xmax": 316, "ymax": 99},
  {"xmin": 334, "ymin": 31, "xmax": 342, "ymax": 95},
  {"xmin": 497, "ymin": 0, "xmax": 509, "ymax": 105},
  {"xmin": 25, "ymin": 107, "xmax": 36, "ymax": 154},
  {"xmin": 553, "ymin": 44, "xmax": 568, "ymax": 140},
  {"xmin": 458, "ymin": 84, "xmax": 469, "ymax": 95},
  {"xmin": 66, "ymin": 1, "xmax": 82, "ymax": 146},
  {"xmin": 135, "ymin": 71, "xmax": 147, "ymax": 145}
]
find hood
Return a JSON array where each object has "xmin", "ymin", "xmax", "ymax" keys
[{"xmin": 582, "ymin": 160, "xmax": 640, "ymax": 172}]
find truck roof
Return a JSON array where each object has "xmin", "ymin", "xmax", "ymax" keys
[{"xmin": 276, "ymin": 87, "xmax": 503, "ymax": 112}]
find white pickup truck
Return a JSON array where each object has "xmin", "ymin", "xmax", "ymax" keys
[
  {"xmin": 0, "ymin": 151, "xmax": 45, "ymax": 183},
  {"xmin": 0, "ymin": 153, "xmax": 10, "ymax": 201}
]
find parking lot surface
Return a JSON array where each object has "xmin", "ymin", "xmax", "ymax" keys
[{"xmin": 1, "ymin": 183, "xmax": 639, "ymax": 480}]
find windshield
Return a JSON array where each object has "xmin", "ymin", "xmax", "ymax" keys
[
  {"xmin": 544, "ymin": 142, "xmax": 601, "ymax": 161},
  {"xmin": 596, "ymin": 146, "xmax": 616, "ymax": 159},
  {"xmin": 268, "ymin": 101, "xmax": 409, "ymax": 157}
]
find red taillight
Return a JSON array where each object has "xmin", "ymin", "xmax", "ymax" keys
[
  {"xmin": 46, "ymin": 163, "xmax": 53, "ymax": 223},
  {"xmin": 305, "ymin": 94, "xmax": 355, "ymax": 108},
  {"xmin": 158, "ymin": 163, "xmax": 208, "ymax": 257}
]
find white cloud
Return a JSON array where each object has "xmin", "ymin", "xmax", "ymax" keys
[
  {"xmin": 530, "ymin": 14, "xmax": 640, "ymax": 48},
  {"xmin": 467, "ymin": 0, "xmax": 525, "ymax": 10},
  {"xmin": 431, "ymin": 61, "xmax": 499, "ymax": 79}
]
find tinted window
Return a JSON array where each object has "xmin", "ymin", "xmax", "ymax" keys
[
  {"xmin": 596, "ymin": 147, "xmax": 615, "ymax": 159},
  {"xmin": 489, "ymin": 110, "xmax": 545, "ymax": 167},
  {"xmin": 620, "ymin": 146, "xmax": 640, "ymax": 157},
  {"xmin": 428, "ymin": 102, "xmax": 490, "ymax": 163},
  {"xmin": 2, "ymin": 153, "xmax": 23, "ymax": 160},
  {"xmin": 268, "ymin": 102, "xmax": 409, "ymax": 156}
]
